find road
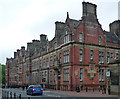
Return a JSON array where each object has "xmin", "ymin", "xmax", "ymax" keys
[
  {"xmin": 2, "ymin": 88, "xmax": 77, "ymax": 99},
  {"xmin": 1, "ymin": 88, "xmax": 119, "ymax": 99}
]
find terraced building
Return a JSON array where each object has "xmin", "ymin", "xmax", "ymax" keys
[{"xmin": 6, "ymin": 2, "xmax": 120, "ymax": 91}]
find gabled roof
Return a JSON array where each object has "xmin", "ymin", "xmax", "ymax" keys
[{"xmin": 69, "ymin": 18, "xmax": 80, "ymax": 29}]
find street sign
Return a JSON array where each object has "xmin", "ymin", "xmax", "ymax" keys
[
  {"xmin": 29, "ymin": 78, "xmax": 32, "ymax": 80},
  {"xmin": 106, "ymin": 71, "xmax": 110, "ymax": 77}
]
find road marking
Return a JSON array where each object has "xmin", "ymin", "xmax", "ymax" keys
[{"xmin": 44, "ymin": 93, "xmax": 61, "ymax": 97}]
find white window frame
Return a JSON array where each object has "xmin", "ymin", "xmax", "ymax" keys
[
  {"xmin": 99, "ymin": 69, "xmax": 104, "ymax": 82},
  {"xmin": 64, "ymin": 31, "xmax": 69, "ymax": 44},
  {"xmin": 99, "ymin": 36, "xmax": 102, "ymax": 45},
  {"xmin": 63, "ymin": 68, "xmax": 69, "ymax": 82},
  {"xmin": 79, "ymin": 49, "xmax": 83, "ymax": 62},
  {"xmin": 90, "ymin": 50, "xmax": 94, "ymax": 61},
  {"xmin": 110, "ymin": 53, "xmax": 113, "ymax": 62},
  {"xmin": 80, "ymin": 68, "xmax": 83, "ymax": 81},
  {"xmin": 63, "ymin": 50, "xmax": 69, "ymax": 63},
  {"xmin": 79, "ymin": 32, "xmax": 83, "ymax": 42}
]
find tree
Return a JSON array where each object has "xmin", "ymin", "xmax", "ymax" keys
[
  {"xmin": 0, "ymin": 64, "xmax": 6, "ymax": 87},
  {"xmin": 2, "ymin": 64, "xmax": 6, "ymax": 86}
]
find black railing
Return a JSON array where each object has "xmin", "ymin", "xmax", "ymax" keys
[{"xmin": 2, "ymin": 90, "xmax": 22, "ymax": 99}]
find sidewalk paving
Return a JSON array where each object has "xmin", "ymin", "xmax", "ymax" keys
[{"xmin": 44, "ymin": 89, "xmax": 118, "ymax": 97}]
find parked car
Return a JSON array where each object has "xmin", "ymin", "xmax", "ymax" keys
[{"xmin": 26, "ymin": 85, "xmax": 43, "ymax": 95}]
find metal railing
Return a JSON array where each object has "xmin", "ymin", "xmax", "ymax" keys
[{"xmin": 2, "ymin": 90, "xmax": 22, "ymax": 99}]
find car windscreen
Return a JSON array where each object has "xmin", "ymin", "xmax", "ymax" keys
[{"xmin": 33, "ymin": 85, "xmax": 42, "ymax": 88}]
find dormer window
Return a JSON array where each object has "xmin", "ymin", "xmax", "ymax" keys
[
  {"xmin": 64, "ymin": 31, "xmax": 69, "ymax": 44},
  {"xmin": 99, "ymin": 36, "xmax": 102, "ymax": 45}
]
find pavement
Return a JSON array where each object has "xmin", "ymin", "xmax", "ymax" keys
[{"xmin": 44, "ymin": 89, "xmax": 118, "ymax": 97}]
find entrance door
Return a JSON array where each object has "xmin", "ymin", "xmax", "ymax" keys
[{"xmin": 58, "ymin": 80, "xmax": 60, "ymax": 90}]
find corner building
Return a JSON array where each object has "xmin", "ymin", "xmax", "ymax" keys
[{"xmin": 6, "ymin": 2, "xmax": 120, "ymax": 91}]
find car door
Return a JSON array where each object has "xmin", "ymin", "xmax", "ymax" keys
[
  {"xmin": 28, "ymin": 86, "xmax": 33, "ymax": 94},
  {"xmin": 29, "ymin": 86, "xmax": 33, "ymax": 94}
]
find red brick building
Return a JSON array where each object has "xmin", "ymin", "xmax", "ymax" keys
[{"xmin": 6, "ymin": 2, "xmax": 120, "ymax": 91}]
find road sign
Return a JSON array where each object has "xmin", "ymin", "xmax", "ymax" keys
[
  {"xmin": 106, "ymin": 71, "xmax": 110, "ymax": 77},
  {"xmin": 29, "ymin": 78, "xmax": 32, "ymax": 80}
]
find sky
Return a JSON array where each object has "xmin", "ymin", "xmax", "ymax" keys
[{"xmin": 0, "ymin": 0, "xmax": 119, "ymax": 65}]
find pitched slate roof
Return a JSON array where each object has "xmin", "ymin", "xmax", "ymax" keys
[
  {"xmin": 104, "ymin": 31, "xmax": 119, "ymax": 44},
  {"xmin": 69, "ymin": 18, "xmax": 80, "ymax": 29}
]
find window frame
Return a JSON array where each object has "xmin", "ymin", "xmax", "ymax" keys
[
  {"xmin": 64, "ymin": 31, "xmax": 70, "ymax": 44},
  {"xmin": 80, "ymin": 68, "xmax": 83, "ymax": 82},
  {"xmin": 99, "ymin": 69, "xmax": 104, "ymax": 82},
  {"xmin": 79, "ymin": 32, "xmax": 83, "ymax": 42},
  {"xmin": 90, "ymin": 50, "xmax": 94, "ymax": 61},
  {"xmin": 79, "ymin": 49, "xmax": 83, "ymax": 62},
  {"xmin": 63, "ymin": 68, "xmax": 69, "ymax": 82},
  {"xmin": 98, "ymin": 36, "xmax": 102, "ymax": 45}
]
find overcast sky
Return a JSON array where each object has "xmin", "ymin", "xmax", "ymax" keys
[{"xmin": 0, "ymin": 0, "xmax": 119, "ymax": 65}]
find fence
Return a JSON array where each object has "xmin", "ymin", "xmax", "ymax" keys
[{"xmin": 2, "ymin": 90, "xmax": 22, "ymax": 99}]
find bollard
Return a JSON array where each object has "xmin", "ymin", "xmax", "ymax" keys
[
  {"xmin": 14, "ymin": 93, "xmax": 16, "ymax": 99},
  {"xmin": 2, "ymin": 90, "xmax": 4, "ymax": 99},
  {"xmin": 4, "ymin": 91, "xmax": 5, "ymax": 99},
  {"xmin": 5, "ymin": 91, "xmax": 6, "ymax": 99},
  {"xmin": 86, "ymin": 87, "xmax": 88, "ymax": 92},
  {"xmin": 2, "ymin": 90, "xmax": 3, "ymax": 98},
  {"xmin": 19, "ymin": 94, "xmax": 21, "ymax": 99},
  {"xmin": 93, "ymin": 88, "xmax": 94, "ymax": 92},
  {"xmin": 108, "ymin": 86, "xmax": 110, "ymax": 95},
  {"xmin": 7, "ymin": 91, "xmax": 9, "ymax": 99},
  {"xmin": 10, "ymin": 92, "xmax": 12, "ymax": 99},
  {"xmin": 76, "ymin": 86, "xmax": 80, "ymax": 92},
  {"xmin": 99, "ymin": 88, "xmax": 100, "ymax": 92}
]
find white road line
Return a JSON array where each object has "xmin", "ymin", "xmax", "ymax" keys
[{"xmin": 44, "ymin": 93, "xmax": 61, "ymax": 97}]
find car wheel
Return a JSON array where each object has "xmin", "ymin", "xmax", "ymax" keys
[
  {"xmin": 31, "ymin": 92, "xmax": 33, "ymax": 96},
  {"xmin": 26, "ymin": 91, "xmax": 29, "ymax": 95}
]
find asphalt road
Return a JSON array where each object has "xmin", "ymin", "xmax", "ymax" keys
[
  {"xmin": 1, "ymin": 88, "xmax": 119, "ymax": 99},
  {"xmin": 2, "ymin": 88, "xmax": 75, "ymax": 99}
]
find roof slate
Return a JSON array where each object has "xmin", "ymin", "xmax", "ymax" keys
[{"xmin": 104, "ymin": 31, "xmax": 119, "ymax": 44}]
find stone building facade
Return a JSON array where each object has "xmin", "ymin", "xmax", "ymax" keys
[
  {"xmin": 110, "ymin": 62, "xmax": 120, "ymax": 95},
  {"xmin": 6, "ymin": 2, "xmax": 120, "ymax": 91}
]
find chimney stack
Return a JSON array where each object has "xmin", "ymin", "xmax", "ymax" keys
[{"xmin": 82, "ymin": 2, "xmax": 97, "ymax": 19}]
